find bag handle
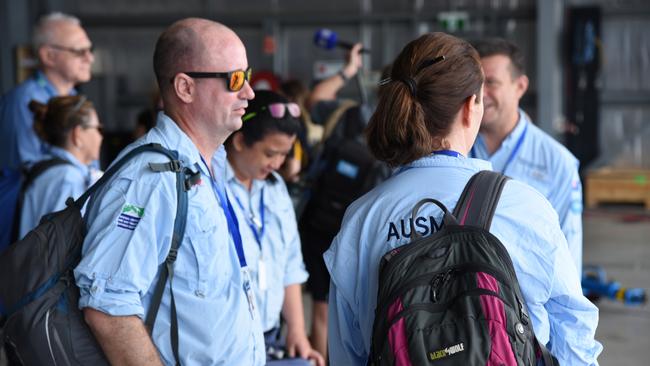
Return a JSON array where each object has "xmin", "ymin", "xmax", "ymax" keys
[{"xmin": 410, "ymin": 198, "xmax": 458, "ymax": 240}]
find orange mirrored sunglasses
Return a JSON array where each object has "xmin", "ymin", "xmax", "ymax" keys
[{"xmin": 181, "ymin": 67, "xmax": 252, "ymax": 92}]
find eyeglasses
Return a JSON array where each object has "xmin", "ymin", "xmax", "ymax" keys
[
  {"xmin": 48, "ymin": 44, "xmax": 94, "ymax": 58},
  {"xmin": 180, "ymin": 67, "xmax": 252, "ymax": 92},
  {"xmin": 243, "ymin": 103, "xmax": 301, "ymax": 122}
]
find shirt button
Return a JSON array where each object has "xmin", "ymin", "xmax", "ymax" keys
[
  {"xmin": 90, "ymin": 286, "xmax": 98, "ymax": 294},
  {"xmin": 194, "ymin": 290, "xmax": 205, "ymax": 298}
]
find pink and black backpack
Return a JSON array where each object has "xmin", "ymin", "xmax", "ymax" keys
[{"xmin": 370, "ymin": 171, "xmax": 558, "ymax": 366}]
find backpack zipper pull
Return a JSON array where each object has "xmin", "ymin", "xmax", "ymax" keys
[
  {"xmin": 430, "ymin": 274, "xmax": 444, "ymax": 302},
  {"xmin": 430, "ymin": 270, "xmax": 453, "ymax": 303}
]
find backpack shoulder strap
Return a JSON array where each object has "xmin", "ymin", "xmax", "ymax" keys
[
  {"xmin": 73, "ymin": 143, "xmax": 189, "ymax": 366},
  {"xmin": 22, "ymin": 157, "xmax": 71, "ymax": 190},
  {"xmin": 452, "ymin": 170, "xmax": 509, "ymax": 229},
  {"xmin": 11, "ymin": 158, "xmax": 73, "ymax": 243}
]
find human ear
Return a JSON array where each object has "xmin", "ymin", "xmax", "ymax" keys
[
  {"xmin": 39, "ymin": 46, "xmax": 56, "ymax": 68},
  {"xmin": 172, "ymin": 73, "xmax": 195, "ymax": 103},
  {"xmin": 70, "ymin": 125, "xmax": 84, "ymax": 149},
  {"xmin": 232, "ymin": 132, "xmax": 246, "ymax": 152},
  {"xmin": 461, "ymin": 95, "xmax": 478, "ymax": 128},
  {"xmin": 515, "ymin": 74, "xmax": 529, "ymax": 99}
]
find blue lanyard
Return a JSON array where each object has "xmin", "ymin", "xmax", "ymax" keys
[
  {"xmin": 432, "ymin": 149, "xmax": 463, "ymax": 158},
  {"xmin": 500, "ymin": 122, "xmax": 528, "ymax": 174},
  {"xmin": 233, "ymin": 187, "xmax": 265, "ymax": 249},
  {"xmin": 469, "ymin": 122, "xmax": 528, "ymax": 174},
  {"xmin": 200, "ymin": 158, "xmax": 247, "ymax": 268},
  {"xmin": 393, "ymin": 149, "xmax": 464, "ymax": 177}
]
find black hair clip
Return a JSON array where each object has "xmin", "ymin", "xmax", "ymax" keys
[
  {"xmin": 378, "ymin": 77, "xmax": 392, "ymax": 87},
  {"xmin": 416, "ymin": 55, "xmax": 445, "ymax": 73}
]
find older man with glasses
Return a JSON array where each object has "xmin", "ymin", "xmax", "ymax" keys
[{"xmin": 0, "ymin": 11, "xmax": 94, "ymax": 170}]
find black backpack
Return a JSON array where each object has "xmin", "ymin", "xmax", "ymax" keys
[
  {"xmin": 0, "ymin": 143, "xmax": 194, "ymax": 366},
  {"xmin": 0, "ymin": 158, "xmax": 72, "ymax": 252},
  {"xmin": 301, "ymin": 105, "xmax": 390, "ymax": 239},
  {"xmin": 369, "ymin": 171, "xmax": 558, "ymax": 366}
]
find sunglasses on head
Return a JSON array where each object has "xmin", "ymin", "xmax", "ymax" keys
[
  {"xmin": 242, "ymin": 103, "xmax": 301, "ymax": 122},
  {"xmin": 179, "ymin": 67, "xmax": 252, "ymax": 92}
]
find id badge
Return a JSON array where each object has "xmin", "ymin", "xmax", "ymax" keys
[
  {"xmin": 242, "ymin": 269, "xmax": 256, "ymax": 319},
  {"xmin": 258, "ymin": 258, "xmax": 267, "ymax": 291}
]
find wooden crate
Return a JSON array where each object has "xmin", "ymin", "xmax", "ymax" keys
[{"xmin": 585, "ymin": 168, "xmax": 650, "ymax": 209}]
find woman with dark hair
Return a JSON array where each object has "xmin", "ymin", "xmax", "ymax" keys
[
  {"xmin": 324, "ymin": 33, "xmax": 601, "ymax": 365},
  {"xmin": 19, "ymin": 95, "xmax": 103, "ymax": 237},
  {"xmin": 225, "ymin": 90, "xmax": 324, "ymax": 366}
]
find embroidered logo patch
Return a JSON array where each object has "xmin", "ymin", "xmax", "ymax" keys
[
  {"xmin": 117, "ymin": 204, "xmax": 144, "ymax": 230},
  {"xmin": 429, "ymin": 342, "xmax": 465, "ymax": 361}
]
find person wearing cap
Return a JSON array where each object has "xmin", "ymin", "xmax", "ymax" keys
[
  {"xmin": 225, "ymin": 90, "xmax": 324, "ymax": 366},
  {"xmin": 0, "ymin": 12, "xmax": 94, "ymax": 169}
]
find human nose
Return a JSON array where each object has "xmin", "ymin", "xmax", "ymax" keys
[
  {"xmin": 271, "ymin": 155, "xmax": 285, "ymax": 170},
  {"xmin": 238, "ymin": 80, "xmax": 254, "ymax": 100},
  {"xmin": 84, "ymin": 49, "xmax": 95, "ymax": 63}
]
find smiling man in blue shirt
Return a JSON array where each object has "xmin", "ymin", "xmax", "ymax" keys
[
  {"xmin": 470, "ymin": 38, "xmax": 584, "ymax": 274},
  {"xmin": 74, "ymin": 18, "xmax": 265, "ymax": 365},
  {"xmin": 0, "ymin": 12, "xmax": 94, "ymax": 169}
]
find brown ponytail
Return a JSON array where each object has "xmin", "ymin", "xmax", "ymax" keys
[
  {"xmin": 366, "ymin": 32, "xmax": 484, "ymax": 167},
  {"xmin": 28, "ymin": 95, "xmax": 94, "ymax": 148},
  {"xmin": 29, "ymin": 100, "xmax": 49, "ymax": 142}
]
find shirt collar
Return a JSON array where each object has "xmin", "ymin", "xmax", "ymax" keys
[
  {"xmin": 500, "ymin": 109, "xmax": 529, "ymax": 149},
  {"xmin": 225, "ymin": 159, "xmax": 265, "ymax": 196},
  {"xmin": 148, "ymin": 112, "xmax": 224, "ymax": 178},
  {"xmin": 34, "ymin": 70, "xmax": 77, "ymax": 97},
  {"xmin": 48, "ymin": 145, "xmax": 91, "ymax": 173},
  {"xmin": 400, "ymin": 153, "xmax": 493, "ymax": 172}
]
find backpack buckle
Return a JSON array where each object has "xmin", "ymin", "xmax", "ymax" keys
[
  {"xmin": 517, "ymin": 298, "xmax": 529, "ymax": 325},
  {"xmin": 149, "ymin": 160, "xmax": 182, "ymax": 173}
]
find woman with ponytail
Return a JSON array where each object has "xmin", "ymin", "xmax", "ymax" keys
[
  {"xmin": 324, "ymin": 32, "xmax": 601, "ymax": 365},
  {"xmin": 19, "ymin": 95, "xmax": 103, "ymax": 237}
]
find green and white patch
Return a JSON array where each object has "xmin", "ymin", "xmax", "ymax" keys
[{"xmin": 117, "ymin": 204, "xmax": 145, "ymax": 230}]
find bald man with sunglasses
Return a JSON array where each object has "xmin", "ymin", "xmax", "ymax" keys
[
  {"xmin": 0, "ymin": 12, "xmax": 94, "ymax": 170},
  {"xmin": 74, "ymin": 18, "xmax": 265, "ymax": 365}
]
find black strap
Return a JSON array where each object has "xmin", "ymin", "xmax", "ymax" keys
[
  {"xmin": 452, "ymin": 170, "xmax": 509, "ymax": 229},
  {"xmin": 11, "ymin": 157, "xmax": 72, "ymax": 243},
  {"xmin": 74, "ymin": 143, "xmax": 188, "ymax": 366},
  {"xmin": 537, "ymin": 340, "xmax": 559, "ymax": 366}
]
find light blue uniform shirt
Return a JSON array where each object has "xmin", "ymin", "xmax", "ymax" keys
[
  {"xmin": 74, "ymin": 113, "xmax": 265, "ymax": 366},
  {"xmin": 471, "ymin": 110, "xmax": 583, "ymax": 274},
  {"xmin": 324, "ymin": 154, "xmax": 602, "ymax": 366},
  {"xmin": 225, "ymin": 163, "xmax": 309, "ymax": 332},
  {"xmin": 19, "ymin": 146, "xmax": 91, "ymax": 238},
  {"xmin": 0, "ymin": 71, "xmax": 74, "ymax": 169}
]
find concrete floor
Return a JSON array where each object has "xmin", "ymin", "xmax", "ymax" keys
[{"xmin": 583, "ymin": 207, "xmax": 650, "ymax": 365}]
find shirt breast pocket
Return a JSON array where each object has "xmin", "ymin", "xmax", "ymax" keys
[{"xmin": 175, "ymin": 207, "xmax": 231, "ymax": 298}]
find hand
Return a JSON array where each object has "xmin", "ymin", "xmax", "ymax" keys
[
  {"xmin": 342, "ymin": 43, "xmax": 364, "ymax": 79},
  {"xmin": 285, "ymin": 327, "xmax": 325, "ymax": 366}
]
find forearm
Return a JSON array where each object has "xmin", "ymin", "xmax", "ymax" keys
[
  {"xmin": 83, "ymin": 307, "xmax": 163, "ymax": 366},
  {"xmin": 307, "ymin": 74, "xmax": 346, "ymax": 108},
  {"xmin": 281, "ymin": 283, "xmax": 306, "ymax": 335}
]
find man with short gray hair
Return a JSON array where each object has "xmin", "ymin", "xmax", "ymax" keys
[{"xmin": 0, "ymin": 12, "xmax": 94, "ymax": 169}]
